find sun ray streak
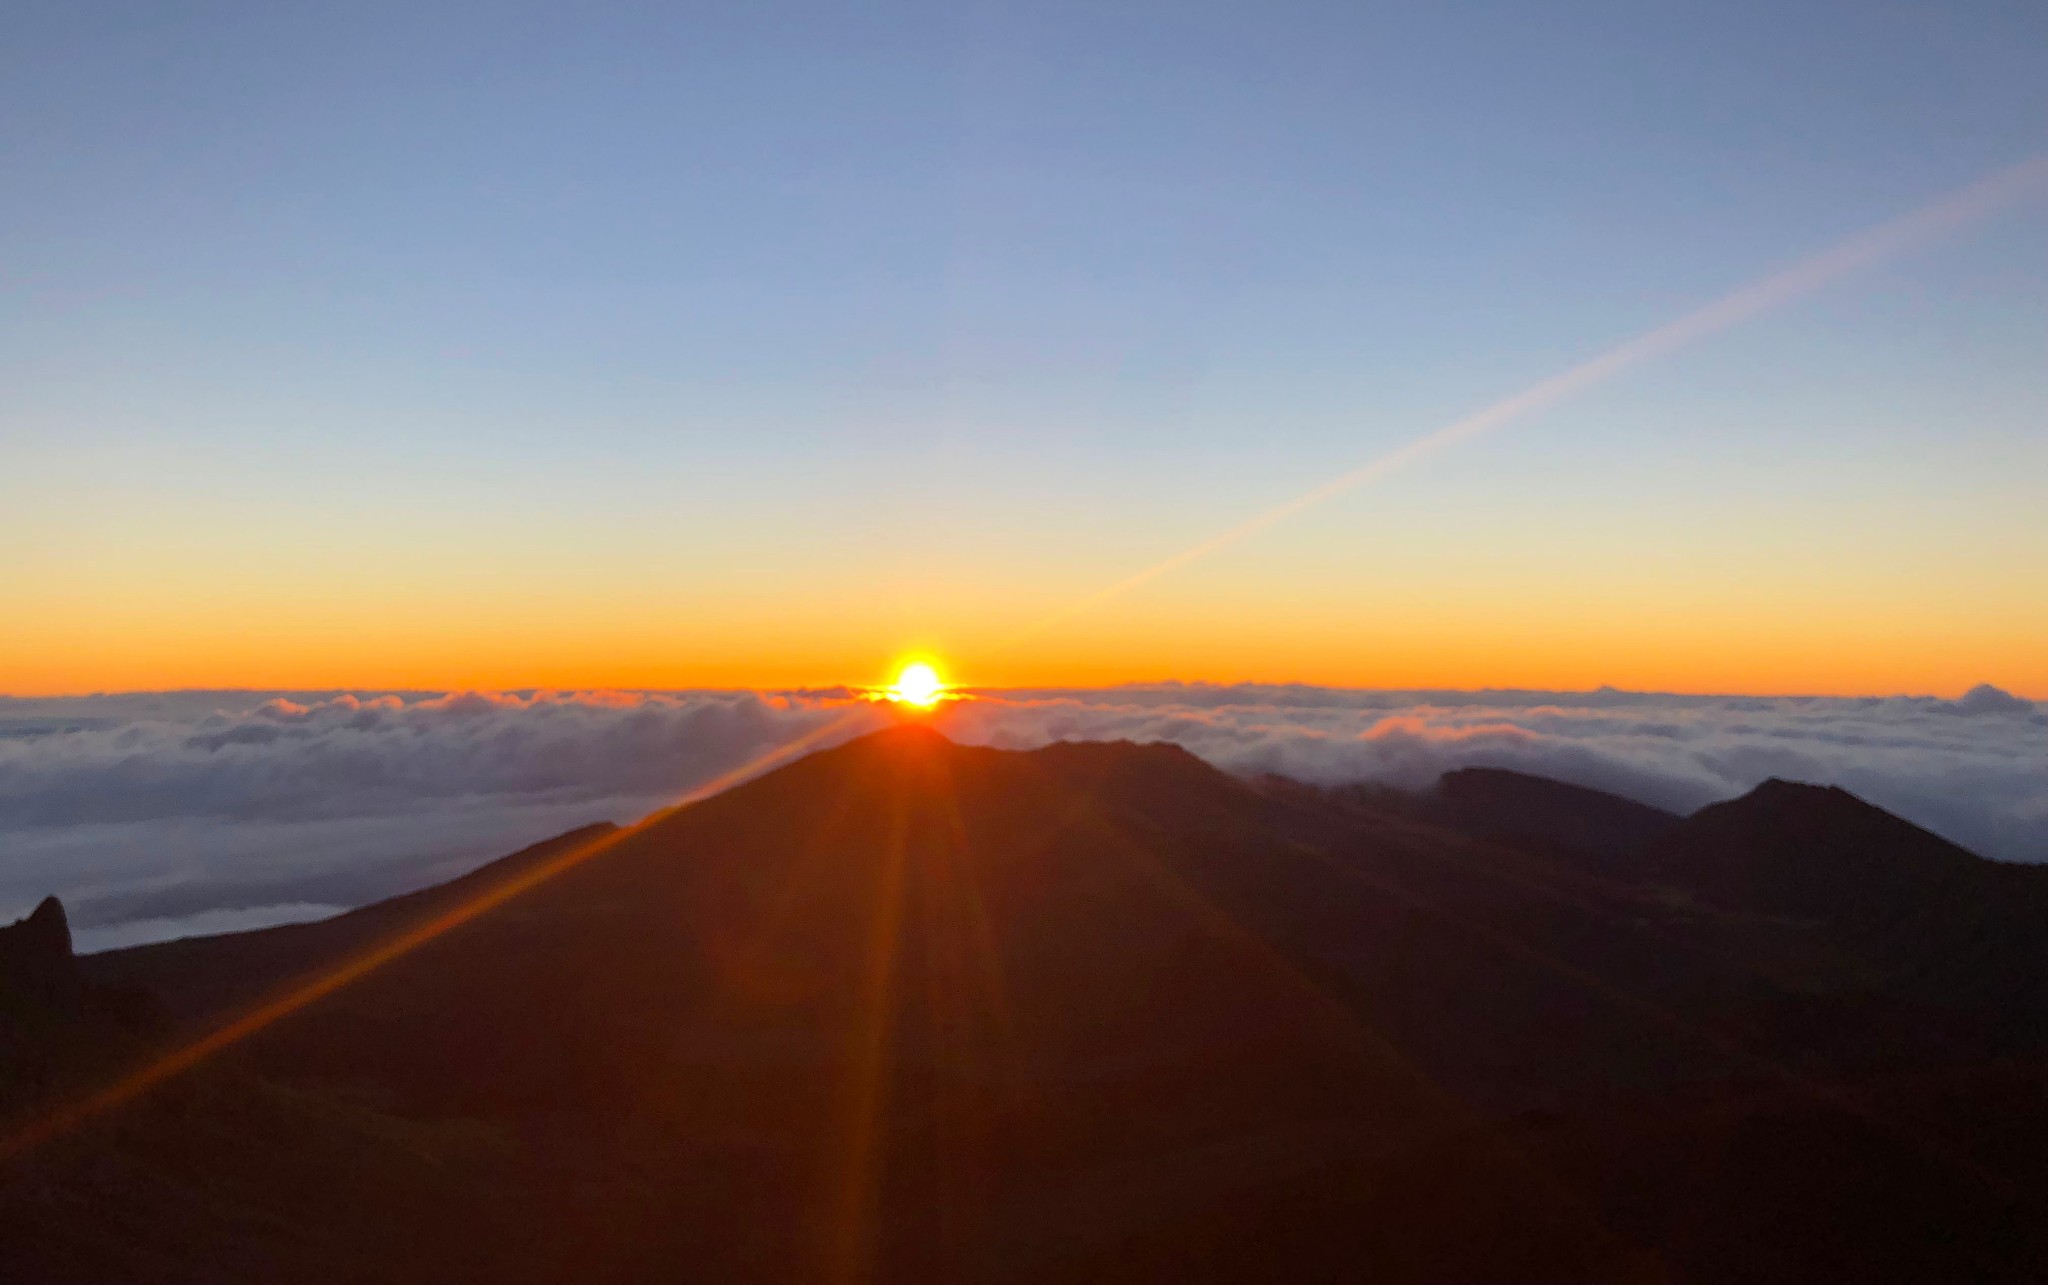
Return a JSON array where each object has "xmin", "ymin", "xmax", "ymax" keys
[
  {"xmin": 0, "ymin": 704, "xmax": 878, "ymax": 1163},
  {"xmin": 825, "ymin": 769, "xmax": 914, "ymax": 1284},
  {"xmin": 705, "ymin": 773, "xmax": 867, "ymax": 1009},
  {"xmin": 1018, "ymin": 154, "xmax": 2048, "ymax": 640},
  {"xmin": 921, "ymin": 753, "xmax": 1021, "ymax": 1265}
]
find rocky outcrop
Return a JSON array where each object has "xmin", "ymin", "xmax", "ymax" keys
[{"xmin": 0, "ymin": 897, "xmax": 79, "ymax": 1009}]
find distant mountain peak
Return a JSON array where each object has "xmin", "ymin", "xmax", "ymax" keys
[
  {"xmin": 1744, "ymin": 777, "xmax": 1854, "ymax": 802},
  {"xmin": 1948, "ymin": 683, "xmax": 2034, "ymax": 716},
  {"xmin": 1727, "ymin": 778, "xmax": 1944, "ymax": 833},
  {"xmin": 1698, "ymin": 775, "xmax": 1967, "ymax": 846},
  {"xmin": 1644, "ymin": 775, "xmax": 1992, "ymax": 920}
]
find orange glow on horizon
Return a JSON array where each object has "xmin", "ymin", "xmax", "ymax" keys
[
  {"xmin": 2, "ymin": 565, "xmax": 2044, "ymax": 701},
  {"xmin": 0, "ymin": 619, "xmax": 2042, "ymax": 702}
]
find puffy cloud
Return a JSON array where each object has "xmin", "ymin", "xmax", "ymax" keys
[{"xmin": 1, "ymin": 684, "xmax": 2042, "ymax": 948}]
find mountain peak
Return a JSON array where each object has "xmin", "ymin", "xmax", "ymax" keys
[
  {"xmin": 1743, "ymin": 776, "xmax": 1854, "ymax": 804},
  {"xmin": 870, "ymin": 720, "xmax": 954, "ymax": 745},
  {"xmin": 1948, "ymin": 683, "xmax": 2034, "ymax": 715},
  {"xmin": 829, "ymin": 722, "xmax": 957, "ymax": 761},
  {"xmin": 1645, "ymin": 776, "xmax": 1986, "ymax": 919},
  {"xmin": 1727, "ymin": 778, "xmax": 1937, "ymax": 834}
]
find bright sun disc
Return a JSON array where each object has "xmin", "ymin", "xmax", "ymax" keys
[{"xmin": 888, "ymin": 661, "xmax": 945, "ymax": 708}]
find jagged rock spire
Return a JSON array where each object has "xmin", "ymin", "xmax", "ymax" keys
[{"xmin": 1, "ymin": 896, "xmax": 77, "ymax": 999}]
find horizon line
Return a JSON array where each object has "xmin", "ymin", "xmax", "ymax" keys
[{"xmin": 3, "ymin": 679, "xmax": 2037, "ymax": 704}]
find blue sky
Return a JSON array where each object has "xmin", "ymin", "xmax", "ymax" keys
[{"xmin": 4, "ymin": 1, "xmax": 2046, "ymax": 694}]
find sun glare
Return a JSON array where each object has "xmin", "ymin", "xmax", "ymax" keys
[{"xmin": 887, "ymin": 660, "xmax": 946, "ymax": 708}]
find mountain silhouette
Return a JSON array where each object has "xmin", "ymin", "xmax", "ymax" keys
[
  {"xmin": 1643, "ymin": 777, "xmax": 2015, "ymax": 916},
  {"xmin": 1635, "ymin": 777, "xmax": 2048, "ymax": 1044},
  {"xmin": 7, "ymin": 730, "xmax": 2047, "ymax": 1282}
]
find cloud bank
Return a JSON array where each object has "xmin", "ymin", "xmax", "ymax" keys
[
  {"xmin": 2, "ymin": 685, "xmax": 2041, "ymax": 949},
  {"xmin": 0, "ymin": 690, "xmax": 874, "ymax": 950}
]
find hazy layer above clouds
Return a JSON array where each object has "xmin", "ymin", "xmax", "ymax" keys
[{"xmin": 2, "ymin": 685, "xmax": 2041, "ymax": 950}]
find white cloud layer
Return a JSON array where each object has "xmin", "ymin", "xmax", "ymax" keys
[{"xmin": 2, "ymin": 684, "xmax": 2041, "ymax": 948}]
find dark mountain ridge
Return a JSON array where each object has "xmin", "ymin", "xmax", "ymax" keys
[
  {"xmin": 1417, "ymin": 765, "xmax": 1683, "ymax": 864},
  {"xmin": 1644, "ymin": 776, "xmax": 2015, "ymax": 917},
  {"xmin": 1639, "ymin": 777, "xmax": 2048, "ymax": 1045},
  {"xmin": 9, "ymin": 730, "xmax": 2048, "ymax": 1283}
]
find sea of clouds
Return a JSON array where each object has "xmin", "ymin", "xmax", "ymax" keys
[{"xmin": 2, "ymin": 684, "xmax": 2041, "ymax": 950}]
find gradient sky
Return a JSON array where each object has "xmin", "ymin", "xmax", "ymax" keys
[{"xmin": 5, "ymin": 1, "xmax": 2046, "ymax": 697}]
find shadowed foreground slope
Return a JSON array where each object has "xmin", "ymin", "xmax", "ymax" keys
[{"xmin": 12, "ymin": 728, "xmax": 2048, "ymax": 1282}]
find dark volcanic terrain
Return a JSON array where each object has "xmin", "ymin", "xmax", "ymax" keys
[{"xmin": 6, "ymin": 728, "xmax": 2047, "ymax": 1282}]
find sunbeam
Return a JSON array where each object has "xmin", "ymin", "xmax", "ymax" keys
[
  {"xmin": 0, "ymin": 705, "xmax": 879, "ymax": 1163},
  {"xmin": 823, "ymin": 758, "xmax": 916, "ymax": 1285}
]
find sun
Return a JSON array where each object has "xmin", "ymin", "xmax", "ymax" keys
[{"xmin": 886, "ymin": 660, "xmax": 947, "ymax": 708}]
